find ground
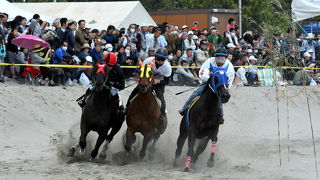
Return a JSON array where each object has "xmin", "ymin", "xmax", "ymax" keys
[{"xmin": 0, "ymin": 81, "xmax": 320, "ymax": 180}]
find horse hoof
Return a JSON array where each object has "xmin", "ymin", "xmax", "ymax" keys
[
  {"xmin": 173, "ymin": 160, "xmax": 177, "ymax": 167},
  {"xmin": 68, "ymin": 148, "xmax": 75, "ymax": 157},
  {"xmin": 207, "ymin": 160, "xmax": 214, "ymax": 168},
  {"xmin": 148, "ymin": 153, "xmax": 154, "ymax": 161},
  {"xmin": 91, "ymin": 151, "xmax": 98, "ymax": 160},
  {"xmin": 99, "ymin": 153, "xmax": 107, "ymax": 160},
  {"xmin": 184, "ymin": 167, "xmax": 190, "ymax": 172},
  {"xmin": 139, "ymin": 152, "xmax": 146, "ymax": 160}
]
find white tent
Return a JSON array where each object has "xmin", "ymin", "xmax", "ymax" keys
[
  {"xmin": 14, "ymin": 1, "xmax": 156, "ymax": 29},
  {"xmin": 292, "ymin": 0, "xmax": 320, "ymax": 21},
  {"xmin": 0, "ymin": 0, "xmax": 53, "ymax": 22}
]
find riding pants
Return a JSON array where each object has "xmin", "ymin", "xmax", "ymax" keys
[{"xmin": 181, "ymin": 84, "xmax": 223, "ymax": 116}]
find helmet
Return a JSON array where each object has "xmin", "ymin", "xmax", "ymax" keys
[
  {"xmin": 155, "ymin": 48, "xmax": 168, "ymax": 60},
  {"xmin": 214, "ymin": 47, "xmax": 228, "ymax": 57},
  {"xmin": 103, "ymin": 53, "xmax": 117, "ymax": 65}
]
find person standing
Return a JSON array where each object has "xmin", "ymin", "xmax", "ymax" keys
[
  {"xmin": 75, "ymin": 20, "xmax": 87, "ymax": 54},
  {"xmin": 64, "ymin": 21, "xmax": 77, "ymax": 55},
  {"xmin": 29, "ymin": 14, "xmax": 41, "ymax": 37}
]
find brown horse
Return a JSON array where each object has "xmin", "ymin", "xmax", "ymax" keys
[{"xmin": 124, "ymin": 59, "xmax": 167, "ymax": 159}]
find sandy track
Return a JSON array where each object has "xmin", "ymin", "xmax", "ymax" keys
[{"xmin": 0, "ymin": 82, "xmax": 320, "ymax": 179}]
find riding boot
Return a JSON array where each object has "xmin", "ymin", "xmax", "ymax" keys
[
  {"xmin": 112, "ymin": 94, "xmax": 124, "ymax": 115},
  {"xmin": 219, "ymin": 115, "xmax": 224, "ymax": 125},
  {"xmin": 77, "ymin": 88, "xmax": 92, "ymax": 108}
]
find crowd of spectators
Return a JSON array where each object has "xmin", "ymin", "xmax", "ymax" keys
[{"xmin": 0, "ymin": 12, "xmax": 320, "ymax": 86}]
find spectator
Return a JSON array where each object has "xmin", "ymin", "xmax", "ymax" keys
[
  {"xmin": 29, "ymin": 14, "xmax": 41, "ymax": 37},
  {"xmin": 141, "ymin": 48, "xmax": 155, "ymax": 61},
  {"xmin": 53, "ymin": 41, "xmax": 68, "ymax": 64},
  {"xmin": 195, "ymin": 40, "xmax": 209, "ymax": 66},
  {"xmin": 247, "ymin": 55, "xmax": 258, "ymax": 85},
  {"xmin": 103, "ymin": 25, "xmax": 118, "ymax": 51},
  {"xmin": 235, "ymin": 54, "xmax": 248, "ymax": 67},
  {"xmin": 176, "ymin": 32, "xmax": 188, "ymax": 52},
  {"xmin": 77, "ymin": 43, "xmax": 91, "ymax": 64},
  {"xmin": 123, "ymin": 45, "xmax": 137, "ymax": 79},
  {"xmin": 172, "ymin": 49, "xmax": 182, "ymax": 67},
  {"xmin": 181, "ymin": 25, "xmax": 188, "ymax": 33},
  {"xmin": 136, "ymin": 24, "xmax": 148, "ymax": 58},
  {"xmin": 0, "ymin": 14, "xmax": 5, "ymax": 82},
  {"xmin": 164, "ymin": 25, "xmax": 179, "ymax": 53},
  {"xmin": 64, "ymin": 21, "xmax": 77, "ymax": 55},
  {"xmin": 184, "ymin": 31, "xmax": 196, "ymax": 51},
  {"xmin": 6, "ymin": 28, "xmax": 26, "ymax": 77},
  {"xmin": 126, "ymin": 24, "xmax": 138, "ymax": 53},
  {"xmin": 293, "ymin": 69, "xmax": 312, "ymax": 86},
  {"xmin": 146, "ymin": 27, "xmax": 162, "ymax": 53},
  {"xmin": 56, "ymin": 17, "xmax": 68, "ymax": 45},
  {"xmin": 225, "ymin": 18, "xmax": 239, "ymax": 46},
  {"xmin": 234, "ymin": 61, "xmax": 249, "ymax": 86},
  {"xmin": 75, "ymin": 20, "xmax": 87, "ymax": 53},
  {"xmin": 90, "ymin": 42, "xmax": 103, "ymax": 63},
  {"xmin": 180, "ymin": 48, "xmax": 194, "ymax": 64},
  {"xmin": 176, "ymin": 60, "xmax": 199, "ymax": 86}
]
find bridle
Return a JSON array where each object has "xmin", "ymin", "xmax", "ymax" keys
[
  {"xmin": 137, "ymin": 59, "xmax": 155, "ymax": 89},
  {"xmin": 93, "ymin": 63, "xmax": 110, "ymax": 88}
]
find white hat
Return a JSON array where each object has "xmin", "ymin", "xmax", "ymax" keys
[
  {"xmin": 192, "ymin": 35, "xmax": 198, "ymax": 40},
  {"xmin": 248, "ymin": 55, "xmax": 257, "ymax": 61},
  {"xmin": 308, "ymin": 49, "xmax": 314, "ymax": 53},
  {"xmin": 227, "ymin": 43, "xmax": 236, "ymax": 48},
  {"xmin": 140, "ymin": 23, "xmax": 148, "ymax": 27},
  {"xmin": 182, "ymin": 25, "xmax": 188, "ymax": 29},
  {"xmin": 304, "ymin": 52, "xmax": 311, "ymax": 57},
  {"xmin": 85, "ymin": 56, "xmax": 93, "ymax": 63},
  {"xmin": 187, "ymin": 31, "xmax": 193, "ymax": 35},
  {"xmin": 306, "ymin": 33, "xmax": 314, "ymax": 39},
  {"xmin": 247, "ymin": 49, "xmax": 253, "ymax": 53},
  {"xmin": 105, "ymin": 44, "xmax": 113, "ymax": 52}
]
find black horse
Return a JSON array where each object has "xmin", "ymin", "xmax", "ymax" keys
[
  {"xmin": 174, "ymin": 64, "xmax": 231, "ymax": 172},
  {"xmin": 69, "ymin": 63, "xmax": 125, "ymax": 160}
]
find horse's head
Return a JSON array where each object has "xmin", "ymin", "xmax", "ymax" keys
[
  {"xmin": 209, "ymin": 63, "xmax": 231, "ymax": 103},
  {"xmin": 92, "ymin": 62, "xmax": 110, "ymax": 91},
  {"xmin": 137, "ymin": 59, "xmax": 154, "ymax": 93}
]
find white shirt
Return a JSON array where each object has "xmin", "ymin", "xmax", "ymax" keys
[
  {"xmin": 143, "ymin": 57, "xmax": 172, "ymax": 80},
  {"xmin": 199, "ymin": 57, "xmax": 235, "ymax": 87}
]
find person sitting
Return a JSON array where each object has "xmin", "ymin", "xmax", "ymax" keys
[
  {"xmin": 233, "ymin": 61, "xmax": 249, "ymax": 87},
  {"xmin": 195, "ymin": 40, "xmax": 209, "ymax": 66},
  {"xmin": 178, "ymin": 47, "xmax": 235, "ymax": 124},
  {"xmin": 77, "ymin": 53, "xmax": 125, "ymax": 114},
  {"xmin": 246, "ymin": 55, "xmax": 258, "ymax": 85},
  {"xmin": 90, "ymin": 42, "xmax": 103, "ymax": 63},
  {"xmin": 77, "ymin": 43, "xmax": 91, "ymax": 65},
  {"xmin": 176, "ymin": 60, "xmax": 199, "ymax": 86},
  {"xmin": 180, "ymin": 48, "xmax": 194, "ymax": 64},
  {"xmin": 53, "ymin": 41, "xmax": 68, "ymax": 64}
]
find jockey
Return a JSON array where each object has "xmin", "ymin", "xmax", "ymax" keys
[
  {"xmin": 126, "ymin": 48, "xmax": 172, "ymax": 131},
  {"xmin": 77, "ymin": 52, "xmax": 125, "ymax": 114},
  {"xmin": 178, "ymin": 47, "xmax": 235, "ymax": 124}
]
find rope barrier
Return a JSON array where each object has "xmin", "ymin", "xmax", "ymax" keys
[{"xmin": 1, "ymin": 62, "xmax": 320, "ymax": 70}]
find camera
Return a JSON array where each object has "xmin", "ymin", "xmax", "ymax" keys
[{"xmin": 193, "ymin": 21, "xmax": 198, "ymax": 25}]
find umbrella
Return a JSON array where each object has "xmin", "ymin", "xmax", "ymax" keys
[{"xmin": 12, "ymin": 35, "xmax": 49, "ymax": 49}]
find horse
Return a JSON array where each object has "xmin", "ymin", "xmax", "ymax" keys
[
  {"xmin": 124, "ymin": 59, "xmax": 167, "ymax": 160},
  {"xmin": 69, "ymin": 62, "xmax": 125, "ymax": 160},
  {"xmin": 173, "ymin": 64, "xmax": 231, "ymax": 172}
]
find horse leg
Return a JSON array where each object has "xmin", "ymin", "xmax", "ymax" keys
[
  {"xmin": 68, "ymin": 143, "xmax": 80, "ymax": 157},
  {"xmin": 207, "ymin": 128, "xmax": 219, "ymax": 168},
  {"xmin": 173, "ymin": 118, "xmax": 188, "ymax": 167},
  {"xmin": 184, "ymin": 133, "xmax": 196, "ymax": 172},
  {"xmin": 79, "ymin": 122, "xmax": 90, "ymax": 155},
  {"xmin": 124, "ymin": 128, "xmax": 136, "ymax": 152},
  {"xmin": 91, "ymin": 131, "xmax": 108, "ymax": 159},
  {"xmin": 192, "ymin": 137, "xmax": 210, "ymax": 164},
  {"xmin": 140, "ymin": 132, "xmax": 153, "ymax": 159}
]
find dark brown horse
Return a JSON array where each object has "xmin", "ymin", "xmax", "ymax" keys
[
  {"xmin": 125, "ymin": 59, "xmax": 167, "ymax": 159},
  {"xmin": 69, "ymin": 63, "xmax": 125, "ymax": 160},
  {"xmin": 174, "ymin": 64, "xmax": 231, "ymax": 172}
]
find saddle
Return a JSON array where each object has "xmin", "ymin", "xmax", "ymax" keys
[
  {"xmin": 130, "ymin": 91, "xmax": 161, "ymax": 108},
  {"xmin": 185, "ymin": 96, "xmax": 201, "ymax": 129}
]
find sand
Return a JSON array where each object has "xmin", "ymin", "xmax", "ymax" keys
[{"xmin": 0, "ymin": 81, "xmax": 320, "ymax": 180}]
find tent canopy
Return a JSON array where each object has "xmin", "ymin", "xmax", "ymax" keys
[
  {"xmin": 292, "ymin": 0, "xmax": 320, "ymax": 22},
  {"xmin": 14, "ymin": 1, "xmax": 156, "ymax": 30},
  {"xmin": 301, "ymin": 22, "xmax": 320, "ymax": 34},
  {"xmin": 0, "ymin": 0, "xmax": 53, "ymax": 22}
]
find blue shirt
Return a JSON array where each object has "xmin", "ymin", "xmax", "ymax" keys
[{"xmin": 53, "ymin": 47, "xmax": 67, "ymax": 64}]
